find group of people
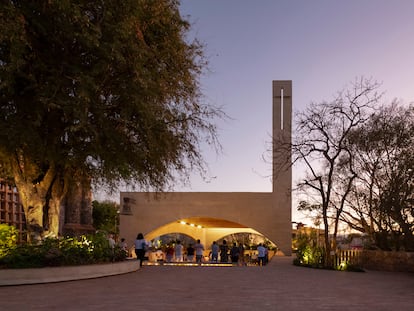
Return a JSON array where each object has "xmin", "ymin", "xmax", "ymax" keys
[
  {"xmin": 213, "ymin": 240, "xmax": 269, "ymax": 266},
  {"xmin": 133, "ymin": 233, "xmax": 269, "ymax": 266},
  {"xmin": 134, "ymin": 234, "xmax": 206, "ymax": 266},
  {"xmin": 107, "ymin": 233, "xmax": 129, "ymax": 259},
  {"xmin": 210, "ymin": 240, "xmax": 244, "ymax": 264},
  {"xmin": 157, "ymin": 239, "xmax": 246, "ymax": 264},
  {"xmin": 164, "ymin": 239, "xmax": 205, "ymax": 263}
]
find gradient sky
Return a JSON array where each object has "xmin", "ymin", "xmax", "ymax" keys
[{"xmin": 97, "ymin": 1, "xmax": 414, "ymax": 224}]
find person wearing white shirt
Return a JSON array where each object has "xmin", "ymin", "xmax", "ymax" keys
[
  {"xmin": 174, "ymin": 240, "xmax": 184, "ymax": 262},
  {"xmin": 194, "ymin": 239, "xmax": 204, "ymax": 264}
]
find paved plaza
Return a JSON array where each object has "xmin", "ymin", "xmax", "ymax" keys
[{"xmin": 1, "ymin": 256, "xmax": 413, "ymax": 310}]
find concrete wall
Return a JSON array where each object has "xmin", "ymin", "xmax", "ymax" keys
[{"xmin": 120, "ymin": 192, "xmax": 291, "ymax": 255}]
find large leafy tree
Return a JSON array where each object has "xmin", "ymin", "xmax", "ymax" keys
[{"xmin": 0, "ymin": 0, "xmax": 222, "ymax": 240}]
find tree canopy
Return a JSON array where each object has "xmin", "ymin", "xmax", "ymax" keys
[
  {"xmin": 343, "ymin": 103, "xmax": 414, "ymax": 250},
  {"xmin": 0, "ymin": 0, "xmax": 223, "ymax": 239},
  {"xmin": 281, "ymin": 78, "xmax": 414, "ymax": 258}
]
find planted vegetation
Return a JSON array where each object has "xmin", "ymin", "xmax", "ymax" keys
[{"xmin": 0, "ymin": 224, "xmax": 126, "ymax": 269}]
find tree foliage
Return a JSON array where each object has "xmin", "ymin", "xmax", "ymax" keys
[
  {"xmin": 0, "ymin": 224, "xmax": 18, "ymax": 257},
  {"xmin": 0, "ymin": 0, "xmax": 223, "ymax": 239},
  {"xmin": 92, "ymin": 200, "xmax": 119, "ymax": 234},
  {"xmin": 342, "ymin": 103, "xmax": 414, "ymax": 250},
  {"xmin": 293, "ymin": 230, "xmax": 324, "ymax": 267}
]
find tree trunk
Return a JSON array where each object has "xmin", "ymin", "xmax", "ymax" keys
[
  {"xmin": 18, "ymin": 187, "xmax": 46, "ymax": 242},
  {"xmin": 11, "ymin": 156, "xmax": 66, "ymax": 242},
  {"xmin": 322, "ymin": 207, "xmax": 332, "ymax": 267}
]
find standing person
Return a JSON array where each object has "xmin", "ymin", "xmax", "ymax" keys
[
  {"xmin": 186, "ymin": 243, "xmax": 195, "ymax": 262},
  {"xmin": 119, "ymin": 238, "xmax": 128, "ymax": 257},
  {"xmin": 230, "ymin": 242, "xmax": 240, "ymax": 264},
  {"xmin": 257, "ymin": 243, "xmax": 266, "ymax": 266},
  {"xmin": 108, "ymin": 233, "xmax": 116, "ymax": 261},
  {"xmin": 134, "ymin": 233, "xmax": 147, "ymax": 267},
  {"xmin": 194, "ymin": 239, "xmax": 204, "ymax": 264},
  {"xmin": 108, "ymin": 233, "xmax": 116, "ymax": 249},
  {"xmin": 174, "ymin": 240, "xmax": 184, "ymax": 262},
  {"xmin": 220, "ymin": 240, "xmax": 229, "ymax": 263},
  {"xmin": 165, "ymin": 243, "xmax": 174, "ymax": 263},
  {"xmin": 238, "ymin": 243, "xmax": 245, "ymax": 266},
  {"xmin": 211, "ymin": 241, "xmax": 219, "ymax": 262}
]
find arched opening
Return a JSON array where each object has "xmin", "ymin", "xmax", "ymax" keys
[
  {"xmin": 121, "ymin": 188, "xmax": 292, "ymax": 257},
  {"xmin": 137, "ymin": 217, "xmax": 281, "ymax": 264}
]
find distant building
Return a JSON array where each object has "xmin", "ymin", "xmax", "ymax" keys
[{"xmin": 0, "ymin": 180, "xmax": 26, "ymax": 242}]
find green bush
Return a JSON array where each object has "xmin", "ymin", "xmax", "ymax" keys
[
  {"xmin": 0, "ymin": 232, "xmax": 127, "ymax": 269},
  {"xmin": 293, "ymin": 231, "xmax": 364, "ymax": 272},
  {"xmin": 1, "ymin": 244, "xmax": 44, "ymax": 268},
  {"xmin": 294, "ymin": 231, "xmax": 325, "ymax": 267},
  {"xmin": 0, "ymin": 224, "xmax": 18, "ymax": 257}
]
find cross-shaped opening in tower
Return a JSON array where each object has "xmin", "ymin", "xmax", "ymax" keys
[{"xmin": 280, "ymin": 87, "xmax": 284, "ymax": 130}]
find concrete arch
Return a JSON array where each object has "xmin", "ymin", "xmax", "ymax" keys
[
  {"xmin": 119, "ymin": 191, "xmax": 290, "ymax": 254},
  {"xmin": 145, "ymin": 222, "xmax": 200, "ymax": 242},
  {"xmin": 144, "ymin": 218, "xmax": 269, "ymax": 250}
]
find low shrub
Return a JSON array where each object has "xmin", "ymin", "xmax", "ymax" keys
[
  {"xmin": 0, "ymin": 232, "xmax": 126, "ymax": 269},
  {"xmin": 294, "ymin": 231, "xmax": 325, "ymax": 268}
]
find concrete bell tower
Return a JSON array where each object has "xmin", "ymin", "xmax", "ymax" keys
[{"xmin": 272, "ymin": 80, "xmax": 292, "ymax": 255}]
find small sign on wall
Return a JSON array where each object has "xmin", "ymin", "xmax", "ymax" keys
[{"xmin": 121, "ymin": 197, "xmax": 135, "ymax": 215}]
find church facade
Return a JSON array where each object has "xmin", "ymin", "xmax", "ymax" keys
[{"xmin": 119, "ymin": 81, "xmax": 293, "ymax": 255}]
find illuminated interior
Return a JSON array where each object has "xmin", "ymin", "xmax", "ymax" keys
[{"xmin": 137, "ymin": 217, "xmax": 278, "ymax": 266}]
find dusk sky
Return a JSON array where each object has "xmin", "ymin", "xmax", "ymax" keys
[
  {"xmin": 173, "ymin": 0, "xmax": 414, "ymax": 223},
  {"xmin": 98, "ymin": 1, "xmax": 414, "ymax": 224}
]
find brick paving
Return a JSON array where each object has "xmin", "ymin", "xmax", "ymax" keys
[{"xmin": 1, "ymin": 256, "xmax": 413, "ymax": 310}]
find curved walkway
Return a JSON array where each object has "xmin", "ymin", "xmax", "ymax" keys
[{"xmin": 1, "ymin": 256, "xmax": 413, "ymax": 310}]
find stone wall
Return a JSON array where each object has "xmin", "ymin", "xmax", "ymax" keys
[{"xmin": 361, "ymin": 250, "xmax": 414, "ymax": 272}]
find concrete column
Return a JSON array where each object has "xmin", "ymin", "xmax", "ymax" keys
[{"xmin": 272, "ymin": 80, "xmax": 292, "ymax": 255}]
